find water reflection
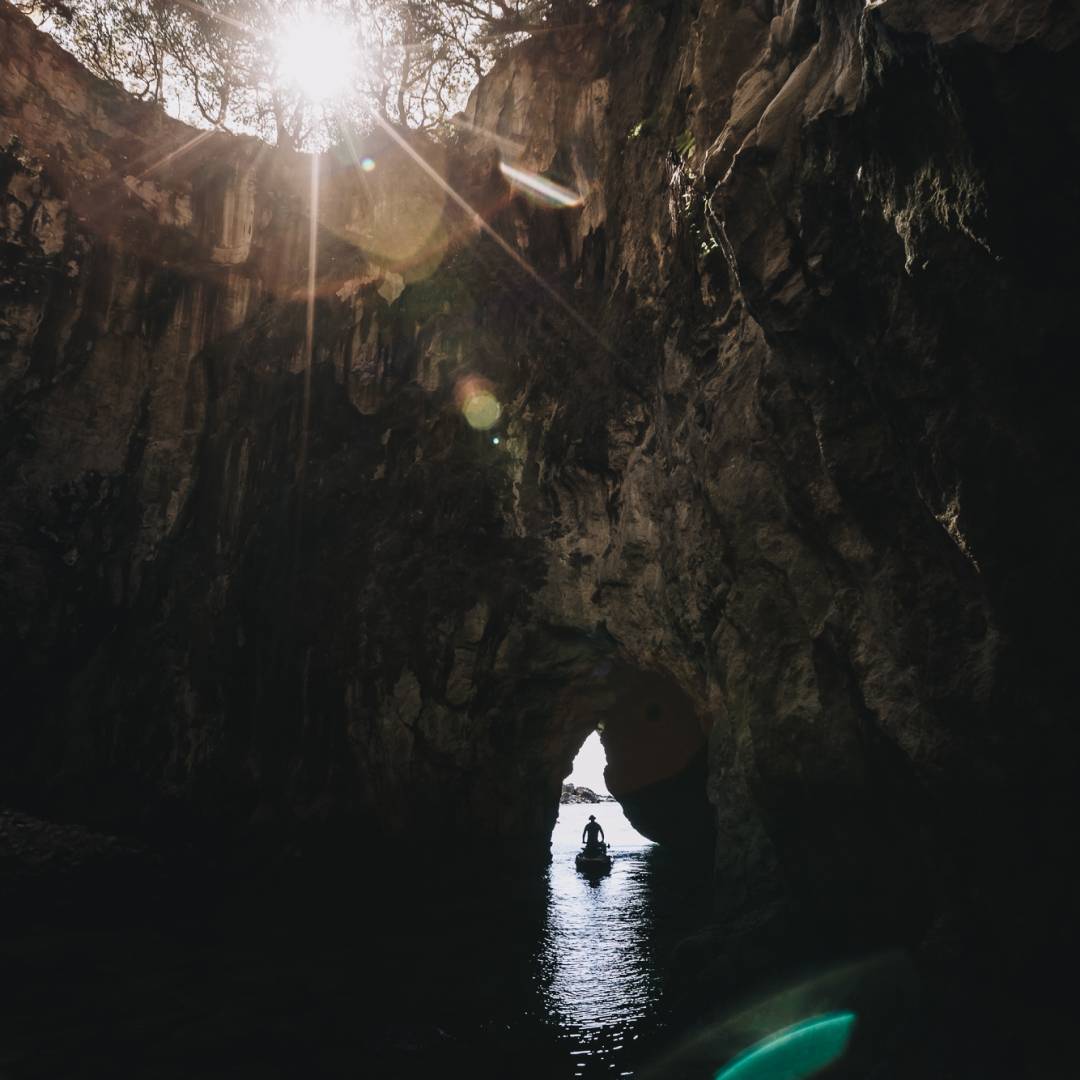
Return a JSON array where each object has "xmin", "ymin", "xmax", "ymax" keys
[{"xmin": 536, "ymin": 805, "xmax": 659, "ymax": 1076}]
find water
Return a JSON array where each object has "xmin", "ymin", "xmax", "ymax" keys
[
  {"xmin": 535, "ymin": 805, "xmax": 662, "ymax": 1077},
  {"xmin": 3, "ymin": 803, "xmax": 1033, "ymax": 1080},
  {"xmin": 2, "ymin": 802, "xmax": 711, "ymax": 1080}
]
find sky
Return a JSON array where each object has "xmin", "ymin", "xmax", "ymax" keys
[{"xmin": 566, "ymin": 731, "xmax": 609, "ymax": 795}]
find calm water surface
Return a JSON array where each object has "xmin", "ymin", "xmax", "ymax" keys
[
  {"xmin": 535, "ymin": 805, "xmax": 661, "ymax": 1077},
  {"xmin": 1, "ymin": 803, "xmax": 708, "ymax": 1080}
]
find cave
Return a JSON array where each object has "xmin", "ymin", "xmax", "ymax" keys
[{"xmin": 2, "ymin": 1, "xmax": 1079, "ymax": 1078}]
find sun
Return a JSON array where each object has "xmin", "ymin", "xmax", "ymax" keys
[{"xmin": 274, "ymin": 11, "xmax": 359, "ymax": 103}]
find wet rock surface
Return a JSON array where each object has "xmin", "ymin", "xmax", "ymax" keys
[{"xmin": 3, "ymin": 1, "xmax": 1080, "ymax": 1074}]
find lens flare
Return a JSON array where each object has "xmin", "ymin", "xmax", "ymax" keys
[
  {"xmin": 334, "ymin": 125, "xmax": 449, "ymax": 279},
  {"xmin": 499, "ymin": 161, "xmax": 583, "ymax": 209},
  {"xmin": 367, "ymin": 113, "xmax": 612, "ymax": 355},
  {"xmin": 464, "ymin": 392, "xmax": 501, "ymax": 430},
  {"xmin": 714, "ymin": 1012, "xmax": 856, "ymax": 1080},
  {"xmin": 456, "ymin": 376, "xmax": 502, "ymax": 430}
]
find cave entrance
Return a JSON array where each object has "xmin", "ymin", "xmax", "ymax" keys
[
  {"xmin": 539, "ymin": 665, "xmax": 714, "ymax": 1068},
  {"xmin": 549, "ymin": 662, "xmax": 715, "ymax": 853},
  {"xmin": 543, "ymin": 727, "xmax": 657, "ymax": 1063},
  {"xmin": 557, "ymin": 728, "xmax": 649, "ymax": 861}
]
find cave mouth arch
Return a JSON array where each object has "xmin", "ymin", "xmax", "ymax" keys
[{"xmin": 546, "ymin": 660, "xmax": 715, "ymax": 854}]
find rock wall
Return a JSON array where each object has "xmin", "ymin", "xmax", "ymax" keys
[
  {"xmin": 0, "ymin": 0, "xmax": 558, "ymax": 854},
  {"xmin": 3, "ymin": 0, "xmax": 1080, "ymax": 1045}
]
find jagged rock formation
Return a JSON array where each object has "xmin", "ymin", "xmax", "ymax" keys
[
  {"xmin": 559, "ymin": 783, "xmax": 609, "ymax": 804},
  {"xmin": 3, "ymin": 0, "xmax": 1080, "ymax": 1067}
]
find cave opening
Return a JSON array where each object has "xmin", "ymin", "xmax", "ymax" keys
[
  {"xmin": 546, "ymin": 661, "xmax": 716, "ymax": 856},
  {"xmin": 535, "ymin": 667, "xmax": 716, "ymax": 1074}
]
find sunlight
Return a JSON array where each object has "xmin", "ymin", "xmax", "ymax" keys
[
  {"xmin": 499, "ymin": 161, "xmax": 584, "ymax": 209},
  {"xmin": 365, "ymin": 113, "xmax": 613, "ymax": 357},
  {"xmin": 298, "ymin": 152, "xmax": 319, "ymax": 482},
  {"xmin": 274, "ymin": 10, "xmax": 360, "ymax": 103},
  {"xmin": 568, "ymin": 731, "xmax": 609, "ymax": 795}
]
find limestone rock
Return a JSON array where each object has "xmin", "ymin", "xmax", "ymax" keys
[{"xmin": 2, "ymin": 5, "xmax": 1080, "ymax": 1064}]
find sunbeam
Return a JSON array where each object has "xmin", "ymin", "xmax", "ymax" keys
[
  {"xmin": 174, "ymin": 0, "xmax": 253, "ymax": 35},
  {"xmin": 449, "ymin": 114, "xmax": 526, "ymax": 160},
  {"xmin": 136, "ymin": 127, "xmax": 218, "ymax": 179},
  {"xmin": 299, "ymin": 150, "xmax": 320, "ymax": 481},
  {"xmin": 364, "ymin": 112, "xmax": 613, "ymax": 357},
  {"xmin": 72, "ymin": 127, "xmax": 222, "ymax": 242}
]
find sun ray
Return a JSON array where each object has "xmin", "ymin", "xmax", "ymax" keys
[
  {"xmin": 449, "ymin": 114, "xmax": 526, "ymax": 159},
  {"xmin": 72, "ymin": 127, "xmax": 221, "ymax": 237},
  {"xmin": 136, "ymin": 127, "xmax": 218, "ymax": 179},
  {"xmin": 364, "ymin": 112, "xmax": 613, "ymax": 357},
  {"xmin": 174, "ymin": 0, "xmax": 254, "ymax": 37},
  {"xmin": 299, "ymin": 150, "xmax": 320, "ymax": 481}
]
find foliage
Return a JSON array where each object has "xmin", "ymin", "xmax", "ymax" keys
[
  {"xmin": 14, "ymin": 0, "xmax": 593, "ymax": 147},
  {"xmin": 673, "ymin": 127, "xmax": 695, "ymax": 160},
  {"xmin": 678, "ymin": 178, "xmax": 721, "ymax": 259}
]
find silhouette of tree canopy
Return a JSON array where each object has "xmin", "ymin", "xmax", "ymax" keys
[{"xmin": 14, "ymin": 0, "xmax": 591, "ymax": 147}]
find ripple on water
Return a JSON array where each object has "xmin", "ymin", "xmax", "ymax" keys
[{"xmin": 537, "ymin": 807, "xmax": 660, "ymax": 1076}]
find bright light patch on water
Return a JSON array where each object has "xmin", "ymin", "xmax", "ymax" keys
[
  {"xmin": 537, "ymin": 798, "xmax": 656, "ymax": 1075},
  {"xmin": 714, "ymin": 1012, "xmax": 857, "ymax": 1080}
]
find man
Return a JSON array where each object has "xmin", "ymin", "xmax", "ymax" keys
[{"xmin": 582, "ymin": 814, "xmax": 605, "ymax": 854}]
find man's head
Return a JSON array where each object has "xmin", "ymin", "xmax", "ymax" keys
[{"xmin": 589, "ymin": 815, "xmax": 596, "ymax": 821}]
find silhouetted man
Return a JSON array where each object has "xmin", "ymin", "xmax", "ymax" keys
[{"xmin": 582, "ymin": 814, "xmax": 605, "ymax": 854}]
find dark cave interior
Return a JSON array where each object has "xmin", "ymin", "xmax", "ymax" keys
[{"xmin": 3, "ymin": 1, "xmax": 1080, "ymax": 1077}]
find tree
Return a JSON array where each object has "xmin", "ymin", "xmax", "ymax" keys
[{"xmin": 14, "ymin": 0, "xmax": 590, "ymax": 147}]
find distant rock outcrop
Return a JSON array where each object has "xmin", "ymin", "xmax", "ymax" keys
[{"xmin": 560, "ymin": 784, "xmax": 611, "ymax": 804}]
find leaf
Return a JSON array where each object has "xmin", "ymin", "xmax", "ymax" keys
[{"xmin": 674, "ymin": 128, "xmax": 696, "ymax": 160}]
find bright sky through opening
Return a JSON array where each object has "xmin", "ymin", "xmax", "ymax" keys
[
  {"xmin": 275, "ymin": 11, "xmax": 359, "ymax": 102},
  {"xmin": 567, "ymin": 731, "xmax": 609, "ymax": 795}
]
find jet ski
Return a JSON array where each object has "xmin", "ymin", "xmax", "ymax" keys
[{"xmin": 575, "ymin": 840, "xmax": 612, "ymax": 874}]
